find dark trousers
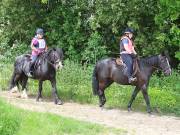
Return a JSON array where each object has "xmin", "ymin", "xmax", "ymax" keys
[
  {"xmin": 121, "ymin": 54, "xmax": 133, "ymax": 78},
  {"xmin": 29, "ymin": 55, "xmax": 38, "ymax": 72}
]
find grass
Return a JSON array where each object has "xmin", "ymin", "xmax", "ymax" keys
[
  {"xmin": 0, "ymin": 60, "xmax": 180, "ymax": 116},
  {"xmin": 0, "ymin": 98, "xmax": 126, "ymax": 135}
]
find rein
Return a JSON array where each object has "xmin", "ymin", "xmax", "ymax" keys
[
  {"xmin": 40, "ymin": 51, "xmax": 59, "ymax": 68},
  {"xmin": 144, "ymin": 56, "xmax": 171, "ymax": 73}
]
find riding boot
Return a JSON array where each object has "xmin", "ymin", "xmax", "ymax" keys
[
  {"xmin": 27, "ymin": 62, "xmax": 34, "ymax": 77},
  {"xmin": 128, "ymin": 76, "xmax": 137, "ymax": 84}
]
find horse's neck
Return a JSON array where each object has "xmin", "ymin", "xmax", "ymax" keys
[
  {"xmin": 140, "ymin": 56, "xmax": 159, "ymax": 76},
  {"xmin": 36, "ymin": 54, "xmax": 49, "ymax": 68}
]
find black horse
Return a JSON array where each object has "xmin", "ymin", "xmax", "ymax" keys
[
  {"xmin": 92, "ymin": 52, "xmax": 171, "ymax": 113},
  {"xmin": 9, "ymin": 48, "xmax": 64, "ymax": 105}
]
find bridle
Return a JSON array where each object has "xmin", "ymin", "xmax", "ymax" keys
[
  {"xmin": 42, "ymin": 50, "xmax": 61, "ymax": 68},
  {"xmin": 153, "ymin": 56, "xmax": 171, "ymax": 74}
]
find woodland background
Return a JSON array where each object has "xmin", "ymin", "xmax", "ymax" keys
[{"xmin": 0, "ymin": 0, "xmax": 179, "ymax": 67}]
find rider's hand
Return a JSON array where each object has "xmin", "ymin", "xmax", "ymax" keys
[
  {"xmin": 131, "ymin": 53, "xmax": 137, "ymax": 58},
  {"xmin": 33, "ymin": 48, "xmax": 39, "ymax": 53}
]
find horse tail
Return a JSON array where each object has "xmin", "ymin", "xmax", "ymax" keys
[
  {"xmin": 9, "ymin": 56, "xmax": 21, "ymax": 90},
  {"xmin": 9, "ymin": 67, "xmax": 16, "ymax": 90},
  {"xmin": 92, "ymin": 65, "xmax": 99, "ymax": 95}
]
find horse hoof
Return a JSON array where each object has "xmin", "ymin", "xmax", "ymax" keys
[
  {"xmin": 148, "ymin": 111, "xmax": 152, "ymax": 114},
  {"xmin": 21, "ymin": 89, "xmax": 28, "ymax": 99},
  {"xmin": 99, "ymin": 104, "xmax": 103, "ymax": 107},
  {"xmin": 55, "ymin": 100, "xmax": 63, "ymax": 105},
  {"xmin": 100, "ymin": 106, "xmax": 105, "ymax": 110},
  {"xmin": 36, "ymin": 98, "xmax": 43, "ymax": 102},
  {"xmin": 21, "ymin": 94, "xmax": 28, "ymax": 99},
  {"xmin": 10, "ymin": 86, "xmax": 18, "ymax": 93},
  {"xmin": 128, "ymin": 107, "xmax": 132, "ymax": 112},
  {"xmin": 147, "ymin": 109, "xmax": 152, "ymax": 114}
]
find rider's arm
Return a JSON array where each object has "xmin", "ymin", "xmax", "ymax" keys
[
  {"xmin": 132, "ymin": 47, "xmax": 137, "ymax": 55},
  {"xmin": 31, "ymin": 43, "xmax": 37, "ymax": 51},
  {"xmin": 45, "ymin": 44, "xmax": 48, "ymax": 51},
  {"xmin": 31, "ymin": 38, "xmax": 38, "ymax": 51}
]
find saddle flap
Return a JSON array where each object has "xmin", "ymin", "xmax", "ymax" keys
[
  {"xmin": 132, "ymin": 58, "xmax": 140, "ymax": 76},
  {"xmin": 34, "ymin": 56, "xmax": 43, "ymax": 69},
  {"xmin": 115, "ymin": 57, "xmax": 124, "ymax": 66}
]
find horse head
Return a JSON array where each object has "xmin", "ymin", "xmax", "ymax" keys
[
  {"xmin": 47, "ymin": 48, "xmax": 64, "ymax": 70},
  {"xmin": 158, "ymin": 51, "xmax": 172, "ymax": 76}
]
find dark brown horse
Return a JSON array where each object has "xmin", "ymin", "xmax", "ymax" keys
[
  {"xmin": 92, "ymin": 52, "xmax": 171, "ymax": 113},
  {"xmin": 9, "ymin": 48, "xmax": 64, "ymax": 104}
]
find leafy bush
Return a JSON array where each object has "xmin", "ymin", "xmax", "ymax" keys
[
  {"xmin": 0, "ymin": 42, "xmax": 29, "ymax": 63},
  {"xmin": 0, "ymin": 0, "xmax": 179, "ymax": 66},
  {"xmin": 150, "ymin": 71, "xmax": 180, "ymax": 93},
  {"xmin": 149, "ymin": 88, "xmax": 177, "ymax": 108}
]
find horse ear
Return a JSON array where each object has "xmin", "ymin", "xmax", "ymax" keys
[
  {"xmin": 161, "ymin": 50, "xmax": 168, "ymax": 56},
  {"xmin": 47, "ymin": 49, "xmax": 53, "ymax": 55},
  {"xmin": 161, "ymin": 50, "xmax": 171, "ymax": 61},
  {"xmin": 161, "ymin": 51, "xmax": 165, "ymax": 56}
]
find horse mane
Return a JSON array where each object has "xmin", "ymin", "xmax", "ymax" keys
[{"xmin": 140, "ymin": 55, "xmax": 159, "ymax": 66}]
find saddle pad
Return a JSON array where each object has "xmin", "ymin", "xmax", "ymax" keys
[{"xmin": 116, "ymin": 57, "xmax": 124, "ymax": 66}]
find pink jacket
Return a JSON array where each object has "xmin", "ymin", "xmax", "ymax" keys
[
  {"xmin": 120, "ymin": 36, "xmax": 135, "ymax": 54},
  {"xmin": 31, "ymin": 37, "xmax": 47, "ymax": 56}
]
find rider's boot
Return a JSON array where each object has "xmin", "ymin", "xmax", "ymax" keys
[
  {"xmin": 27, "ymin": 62, "xmax": 34, "ymax": 77},
  {"xmin": 128, "ymin": 76, "xmax": 137, "ymax": 84}
]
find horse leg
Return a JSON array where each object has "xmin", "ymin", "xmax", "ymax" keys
[
  {"xmin": 98, "ymin": 80, "xmax": 113, "ymax": 107},
  {"xmin": 20, "ymin": 75, "xmax": 28, "ymax": 99},
  {"xmin": 36, "ymin": 81, "xmax": 43, "ymax": 102},
  {"xmin": 98, "ymin": 90, "xmax": 106, "ymax": 107},
  {"xmin": 141, "ymin": 85, "xmax": 151, "ymax": 113},
  {"xmin": 50, "ymin": 78, "xmax": 63, "ymax": 105},
  {"xmin": 127, "ymin": 86, "xmax": 140, "ymax": 111},
  {"xmin": 10, "ymin": 74, "xmax": 21, "ymax": 93}
]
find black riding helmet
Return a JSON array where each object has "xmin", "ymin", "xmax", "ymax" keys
[
  {"xmin": 124, "ymin": 28, "xmax": 134, "ymax": 34},
  {"xmin": 36, "ymin": 28, "xmax": 44, "ymax": 35}
]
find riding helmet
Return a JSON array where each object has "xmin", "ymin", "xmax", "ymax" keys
[
  {"xmin": 124, "ymin": 28, "xmax": 134, "ymax": 34},
  {"xmin": 36, "ymin": 28, "xmax": 44, "ymax": 35}
]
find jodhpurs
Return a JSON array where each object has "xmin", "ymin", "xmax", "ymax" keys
[{"xmin": 121, "ymin": 54, "xmax": 133, "ymax": 78}]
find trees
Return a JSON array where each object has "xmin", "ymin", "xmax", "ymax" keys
[
  {"xmin": 0, "ymin": 0, "xmax": 179, "ymax": 67},
  {"xmin": 155, "ymin": 0, "xmax": 180, "ymax": 66}
]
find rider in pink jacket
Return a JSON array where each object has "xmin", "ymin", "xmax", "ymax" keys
[
  {"xmin": 27, "ymin": 28, "xmax": 48, "ymax": 77},
  {"xmin": 120, "ymin": 28, "xmax": 137, "ymax": 83}
]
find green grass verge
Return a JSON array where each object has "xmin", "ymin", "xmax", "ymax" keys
[
  {"xmin": 0, "ymin": 98, "xmax": 126, "ymax": 135},
  {"xmin": 0, "ymin": 61, "xmax": 180, "ymax": 116}
]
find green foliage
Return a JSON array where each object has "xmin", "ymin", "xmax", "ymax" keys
[
  {"xmin": 0, "ymin": 100, "xmax": 20, "ymax": 135},
  {"xmin": 150, "ymin": 88, "xmax": 177, "ymax": 108},
  {"xmin": 0, "ymin": 42, "xmax": 29, "ymax": 63},
  {"xmin": 155, "ymin": 0, "xmax": 180, "ymax": 60},
  {"xmin": 82, "ymin": 32, "xmax": 107, "ymax": 63},
  {"xmin": 150, "ymin": 71, "xmax": 180, "ymax": 93},
  {"xmin": 0, "ymin": 0, "xmax": 179, "ymax": 66}
]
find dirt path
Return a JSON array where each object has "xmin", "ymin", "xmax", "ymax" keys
[{"xmin": 0, "ymin": 91, "xmax": 180, "ymax": 135}]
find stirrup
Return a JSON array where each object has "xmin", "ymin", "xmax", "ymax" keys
[
  {"xmin": 27, "ymin": 72, "xmax": 33, "ymax": 77},
  {"xmin": 128, "ymin": 77, "xmax": 137, "ymax": 83}
]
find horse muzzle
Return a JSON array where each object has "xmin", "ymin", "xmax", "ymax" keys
[
  {"xmin": 164, "ymin": 69, "xmax": 172, "ymax": 76},
  {"xmin": 55, "ymin": 61, "xmax": 63, "ymax": 70}
]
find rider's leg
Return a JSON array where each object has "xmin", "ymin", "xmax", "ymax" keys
[
  {"xmin": 27, "ymin": 55, "xmax": 37, "ymax": 76},
  {"xmin": 121, "ymin": 54, "xmax": 136, "ymax": 83}
]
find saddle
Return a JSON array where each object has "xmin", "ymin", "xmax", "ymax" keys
[
  {"xmin": 24, "ymin": 54, "xmax": 43, "ymax": 69},
  {"xmin": 115, "ymin": 57, "xmax": 140, "ymax": 76},
  {"xmin": 115, "ymin": 57, "xmax": 125, "ymax": 66}
]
